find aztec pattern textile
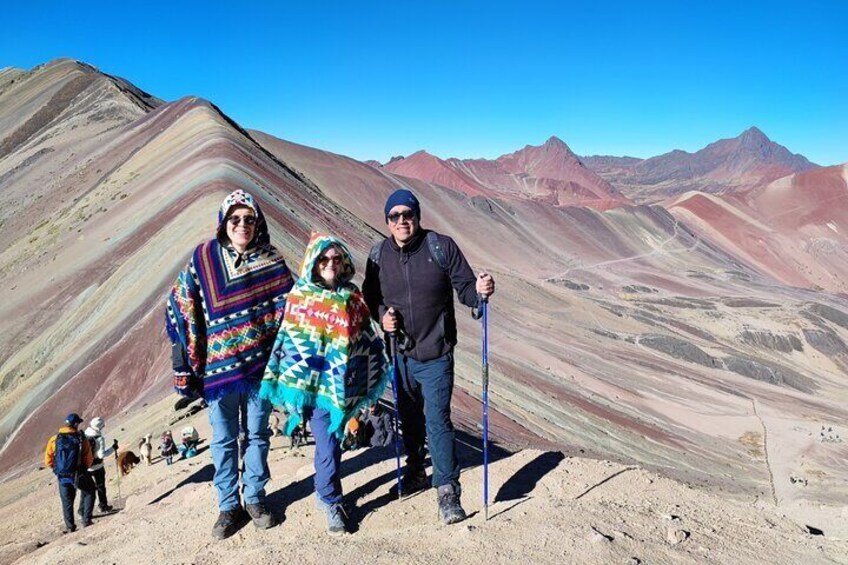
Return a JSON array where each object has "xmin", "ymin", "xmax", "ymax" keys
[
  {"xmin": 260, "ymin": 233, "xmax": 389, "ymax": 438},
  {"xmin": 165, "ymin": 191, "xmax": 293, "ymax": 401}
]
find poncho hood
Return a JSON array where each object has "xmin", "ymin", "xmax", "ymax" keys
[{"xmin": 299, "ymin": 232, "xmax": 356, "ymax": 287}]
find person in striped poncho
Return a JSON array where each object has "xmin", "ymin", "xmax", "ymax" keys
[
  {"xmin": 165, "ymin": 189, "xmax": 293, "ymax": 540},
  {"xmin": 260, "ymin": 233, "xmax": 389, "ymax": 535}
]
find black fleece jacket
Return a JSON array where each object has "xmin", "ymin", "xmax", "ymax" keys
[{"xmin": 363, "ymin": 229, "xmax": 479, "ymax": 362}]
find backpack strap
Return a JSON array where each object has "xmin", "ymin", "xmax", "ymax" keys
[
  {"xmin": 426, "ymin": 232, "xmax": 448, "ymax": 273},
  {"xmin": 369, "ymin": 239, "xmax": 384, "ymax": 267},
  {"xmin": 371, "ymin": 233, "xmax": 447, "ymax": 274}
]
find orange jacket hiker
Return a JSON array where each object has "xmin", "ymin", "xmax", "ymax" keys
[{"xmin": 45, "ymin": 425, "xmax": 94, "ymax": 471}]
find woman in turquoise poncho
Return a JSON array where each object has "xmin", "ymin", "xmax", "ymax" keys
[{"xmin": 261, "ymin": 233, "xmax": 389, "ymax": 535}]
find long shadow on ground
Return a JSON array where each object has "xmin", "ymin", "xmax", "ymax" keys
[
  {"xmin": 147, "ymin": 462, "xmax": 215, "ymax": 505},
  {"xmin": 266, "ymin": 443, "xmax": 399, "ymax": 525},
  {"xmin": 345, "ymin": 430, "xmax": 514, "ymax": 529},
  {"xmin": 143, "ymin": 427, "xmax": 551, "ymax": 530},
  {"xmin": 494, "ymin": 451, "xmax": 565, "ymax": 502}
]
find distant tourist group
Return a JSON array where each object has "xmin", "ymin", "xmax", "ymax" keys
[
  {"xmin": 44, "ymin": 413, "xmax": 205, "ymax": 533},
  {"xmin": 47, "ymin": 188, "xmax": 494, "ymax": 538}
]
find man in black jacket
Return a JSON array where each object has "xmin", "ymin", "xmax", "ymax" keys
[{"xmin": 363, "ymin": 188, "xmax": 495, "ymax": 524}]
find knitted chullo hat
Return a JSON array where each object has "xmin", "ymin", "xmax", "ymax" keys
[{"xmin": 215, "ymin": 189, "xmax": 271, "ymax": 248}]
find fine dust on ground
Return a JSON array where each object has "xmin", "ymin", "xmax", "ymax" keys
[{"xmin": 1, "ymin": 395, "xmax": 845, "ymax": 565}]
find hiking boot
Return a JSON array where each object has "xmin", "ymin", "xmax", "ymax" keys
[
  {"xmin": 62, "ymin": 525, "xmax": 77, "ymax": 534},
  {"xmin": 99, "ymin": 504, "xmax": 114, "ymax": 512},
  {"xmin": 323, "ymin": 502, "xmax": 349, "ymax": 535},
  {"xmin": 211, "ymin": 507, "xmax": 245, "ymax": 540},
  {"xmin": 316, "ymin": 497, "xmax": 349, "ymax": 535},
  {"xmin": 81, "ymin": 520, "xmax": 94, "ymax": 528},
  {"xmin": 394, "ymin": 467, "xmax": 429, "ymax": 496},
  {"xmin": 436, "ymin": 485, "xmax": 467, "ymax": 525},
  {"xmin": 245, "ymin": 503, "xmax": 276, "ymax": 530}
]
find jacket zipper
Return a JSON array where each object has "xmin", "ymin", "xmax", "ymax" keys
[{"xmin": 403, "ymin": 248, "xmax": 415, "ymax": 344}]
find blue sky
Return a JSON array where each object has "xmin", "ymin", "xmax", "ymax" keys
[{"xmin": 2, "ymin": 1, "xmax": 845, "ymax": 164}]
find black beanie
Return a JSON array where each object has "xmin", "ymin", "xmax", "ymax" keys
[{"xmin": 384, "ymin": 189, "xmax": 420, "ymax": 221}]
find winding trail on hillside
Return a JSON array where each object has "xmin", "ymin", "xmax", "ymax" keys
[{"xmin": 750, "ymin": 397, "xmax": 779, "ymax": 506}]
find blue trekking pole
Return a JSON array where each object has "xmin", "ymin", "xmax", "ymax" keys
[
  {"xmin": 481, "ymin": 297, "xmax": 490, "ymax": 521},
  {"xmin": 387, "ymin": 332, "xmax": 404, "ymax": 500}
]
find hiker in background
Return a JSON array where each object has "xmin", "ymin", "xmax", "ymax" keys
[
  {"xmin": 289, "ymin": 420, "xmax": 309, "ymax": 449},
  {"xmin": 178, "ymin": 426, "xmax": 200, "ymax": 459},
  {"xmin": 363, "ymin": 188, "xmax": 495, "ymax": 525},
  {"xmin": 165, "ymin": 189, "xmax": 294, "ymax": 539},
  {"xmin": 44, "ymin": 413, "xmax": 95, "ymax": 533},
  {"xmin": 364, "ymin": 402, "xmax": 396, "ymax": 448},
  {"xmin": 159, "ymin": 431, "xmax": 178, "ymax": 465},
  {"xmin": 261, "ymin": 233, "xmax": 389, "ymax": 535},
  {"xmin": 341, "ymin": 413, "xmax": 365, "ymax": 451},
  {"xmin": 83, "ymin": 416, "xmax": 114, "ymax": 512},
  {"xmin": 269, "ymin": 409, "xmax": 284, "ymax": 437}
]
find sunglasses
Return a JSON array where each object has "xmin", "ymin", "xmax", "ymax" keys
[
  {"xmin": 319, "ymin": 255, "xmax": 343, "ymax": 267},
  {"xmin": 387, "ymin": 210, "xmax": 416, "ymax": 223},
  {"xmin": 228, "ymin": 215, "xmax": 257, "ymax": 226}
]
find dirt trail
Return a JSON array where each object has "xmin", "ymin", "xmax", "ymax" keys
[{"xmin": 1, "ymin": 396, "xmax": 845, "ymax": 565}]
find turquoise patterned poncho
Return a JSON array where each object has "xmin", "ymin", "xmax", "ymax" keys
[{"xmin": 259, "ymin": 233, "xmax": 389, "ymax": 438}]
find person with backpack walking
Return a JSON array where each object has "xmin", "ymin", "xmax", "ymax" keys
[
  {"xmin": 44, "ymin": 413, "xmax": 95, "ymax": 533},
  {"xmin": 363, "ymin": 189, "xmax": 495, "ymax": 525},
  {"xmin": 165, "ymin": 189, "xmax": 294, "ymax": 539},
  {"xmin": 261, "ymin": 233, "xmax": 389, "ymax": 535},
  {"xmin": 83, "ymin": 416, "xmax": 114, "ymax": 512}
]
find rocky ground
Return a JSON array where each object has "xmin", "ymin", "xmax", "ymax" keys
[{"xmin": 1, "ymin": 396, "xmax": 845, "ymax": 565}]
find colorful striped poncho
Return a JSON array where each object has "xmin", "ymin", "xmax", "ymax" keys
[
  {"xmin": 260, "ymin": 233, "xmax": 389, "ymax": 438},
  {"xmin": 165, "ymin": 190, "xmax": 294, "ymax": 401}
]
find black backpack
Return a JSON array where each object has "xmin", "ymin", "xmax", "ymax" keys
[
  {"xmin": 87, "ymin": 434, "xmax": 103, "ymax": 466},
  {"xmin": 53, "ymin": 432, "xmax": 82, "ymax": 477},
  {"xmin": 369, "ymin": 232, "xmax": 448, "ymax": 273}
]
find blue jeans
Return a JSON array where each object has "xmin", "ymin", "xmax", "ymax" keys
[
  {"xmin": 57, "ymin": 475, "xmax": 94, "ymax": 529},
  {"xmin": 308, "ymin": 408, "xmax": 343, "ymax": 505},
  {"xmin": 58, "ymin": 480, "xmax": 76, "ymax": 530},
  {"xmin": 396, "ymin": 352, "xmax": 460, "ymax": 493},
  {"xmin": 208, "ymin": 389, "xmax": 272, "ymax": 511}
]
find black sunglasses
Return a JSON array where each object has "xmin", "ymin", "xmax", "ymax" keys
[
  {"xmin": 227, "ymin": 215, "xmax": 257, "ymax": 226},
  {"xmin": 387, "ymin": 210, "xmax": 416, "ymax": 223}
]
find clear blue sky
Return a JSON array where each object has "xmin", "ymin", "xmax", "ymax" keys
[{"xmin": 2, "ymin": 1, "xmax": 846, "ymax": 165}]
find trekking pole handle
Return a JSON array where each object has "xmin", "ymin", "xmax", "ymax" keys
[
  {"xmin": 387, "ymin": 331, "xmax": 396, "ymax": 357},
  {"xmin": 481, "ymin": 298, "xmax": 489, "ymax": 365},
  {"xmin": 473, "ymin": 293, "xmax": 489, "ymax": 320}
]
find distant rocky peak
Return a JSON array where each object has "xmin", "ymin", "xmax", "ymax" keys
[
  {"xmin": 400, "ymin": 150, "xmax": 446, "ymax": 166},
  {"xmin": 536, "ymin": 136, "xmax": 577, "ymax": 158},
  {"xmin": 738, "ymin": 126, "xmax": 770, "ymax": 148},
  {"xmin": 500, "ymin": 136, "xmax": 580, "ymax": 166},
  {"xmin": 542, "ymin": 135, "xmax": 571, "ymax": 151}
]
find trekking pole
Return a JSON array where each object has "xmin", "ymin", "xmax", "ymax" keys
[
  {"xmin": 481, "ymin": 296, "xmax": 490, "ymax": 521},
  {"xmin": 113, "ymin": 440, "xmax": 122, "ymax": 500},
  {"xmin": 387, "ymin": 332, "xmax": 404, "ymax": 500}
]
